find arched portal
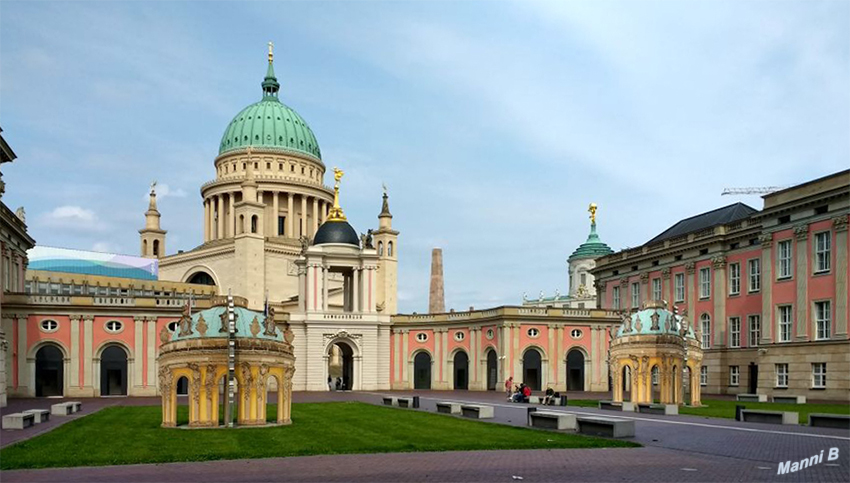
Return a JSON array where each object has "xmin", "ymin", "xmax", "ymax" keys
[
  {"xmin": 622, "ymin": 366, "xmax": 632, "ymax": 402},
  {"xmin": 35, "ymin": 345, "xmax": 64, "ymax": 397},
  {"xmin": 413, "ymin": 352, "xmax": 431, "ymax": 389},
  {"xmin": 100, "ymin": 345, "xmax": 128, "ymax": 396},
  {"xmin": 328, "ymin": 342, "xmax": 354, "ymax": 390},
  {"xmin": 453, "ymin": 351, "xmax": 468, "ymax": 390},
  {"xmin": 523, "ymin": 348, "xmax": 542, "ymax": 391},
  {"xmin": 566, "ymin": 349, "xmax": 585, "ymax": 391},
  {"xmin": 486, "ymin": 349, "xmax": 498, "ymax": 390},
  {"xmin": 187, "ymin": 271, "xmax": 215, "ymax": 286},
  {"xmin": 176, "ymin": 376, "xmax": 189, "ymax": 426}
]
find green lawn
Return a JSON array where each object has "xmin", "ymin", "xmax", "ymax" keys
[
  {"xmin": 567, "ymin": 398, "xmax": 849, "ymax": 424},
  {"xmin": 0, "ymin": 402, "xmax": 638, "ymax": 470}
]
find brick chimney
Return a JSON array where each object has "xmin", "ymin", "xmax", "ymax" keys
[{"xmin": 429, "ymin": 248, "xmax": 445, "ymax": 314}]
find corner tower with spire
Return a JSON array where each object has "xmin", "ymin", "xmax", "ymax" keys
[
  {"xmin": 374, "ymin": 186, "xmax": 399, "ymax": 314},
  {"xmin": 139, "ymin": 182, "xmax": 167, "ymax": 259}
]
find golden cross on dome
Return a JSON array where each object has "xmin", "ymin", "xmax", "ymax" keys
[{"xmin": 268, "ymin": 41, "xmax": 274, "ymax": 63}]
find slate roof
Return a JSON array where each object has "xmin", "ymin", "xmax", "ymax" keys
[{"xmin": 645, "ymin": 202, "xmax": 758, "ymax": 245}]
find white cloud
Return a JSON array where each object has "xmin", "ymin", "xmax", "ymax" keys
[
  {"xmin": 144, "ymin": 183, "xmax": 187, "ymax": 201},
  {"xmin": 92, "ymin": 241, "xmax": 121, "ymax": 253},
  {"xmin": 40, "ymin": 205, "xmax": 107, "ymax": 232}
]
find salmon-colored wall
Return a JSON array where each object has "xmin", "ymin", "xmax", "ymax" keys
[
  {"xmin": 92, "ymin": 316, "xmax": 135, "ymax": 358},
  {"xmin": 726, "ymin": 247, "xmax": 762, "ymax": 347},
  {"xmin": 808, "ymin": 220, "xmax": 836, "ymax": 339},
  {"xmin": 27, "ymin": 315, "xmax": 72, "ymax": 355}
]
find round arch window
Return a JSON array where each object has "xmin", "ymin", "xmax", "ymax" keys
[
  {"xmin": 527, "ymin": 328, "xmax": 540, "ymax": 338},
  {"xmin": 105, "ymin": 321, "xmax": 124, "ymax": 333},
  {"xmin": 570, "ymin": 329, "xmax": 583, "ymax": 339},
  {"xmin": 454, "ymin": 331, "xmax": 465, "ymax": 342},
  {"xmin": 416, "ymin": 332, "xmax": 428, "ymax": 343},
  {"xmin": 40, "ymin": 320, "xmax": 59, "ymax": 333}
]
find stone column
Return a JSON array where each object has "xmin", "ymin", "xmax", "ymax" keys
[
  {"xmin": 401, "ymin": 329, "xmax": 409, "ymax": 387},
  {"xmin": 834, "ymin": 216, "xmax": 848, "ymax": 338},
  {"xmin": 441, "ymin": 329, "xmax": 449, "ymax": 389},
  {"xmin": 352, "ymin": 268, "xmax": 359, "ymax": 312},
  {"xmin": 134, "ymin": 316, "xmax": 144, "ymax": 392},
  {"xmin": 298, "ymin": 267, "xmax": 306, "ymax": 312},
  {"xmin": 759, "ymin": 233, "xmax": 774, "ymax": 344},
  {"xmin": 685, "ymin": 263, "xmax": 696, "ymax": 311},
  {"xmin": 83, "ymin": 315, "xmax": 93, "ymax": 389},
  {"xmin": 216, "ymin": 195, "xmax": 224, "ymax": 240},
  {"xmin": 547, "ymin": 325, "xmax": 556, "ymax": 389},
  {"xmin": 306, "ymin": 264, "xmax": 314, "ymax": 312},
  {"xmin": 312, "ymin": 197, "xmax": 319, "ymax": 237},
  {"xmin": 712, "ymin": 256, "xmax": 727, "ymax": 348},
  {"xmin": 272, "ymin": 191, "xmax": 279, "ymax": 236},
  {"xmin": 320, "ymin": 200, "xmax": 326, "ymax": 225},
  {"xmin": 70, "ymin": 316, "xmax": 80, "ymax": 389},
  {"xmin": 794, "ymin": 225, "xmax": 809, "ymax": 341},
  {"xmin": 661, "ymin": 269, "xmax": 671, "ymax": 310},
  {"xmin": 287, "ymin": 193, "xmax": 295, "ymax": 238},
  {"xmin": 323, "ymin": 267, "xmax": 329, "ymax": 312},
  {"xmin": 300, "ymin": 195, "xmax": 308, "ymax": 239},
  {"xmin": 146, "ymin": 317, "xmax": 156, "ymax": 391},
  {"xmin": 203, "ymin": 199, "xmax": 210, "ymax": 242},
  {"xmin": 228, "ymin": 193, "xmax": 235, "ymax": 238},
  {"xmin": 433, "ymin": 328, "xmax": 442, "ymax": 387}
]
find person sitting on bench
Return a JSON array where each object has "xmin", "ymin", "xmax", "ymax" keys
[
  {"xmin": 542, "ymin": 386, "xmax": 555, "ymax": 405},
  {"xmin": 521, "ymin": 384, "xmax": 532, "ymax": 402}
]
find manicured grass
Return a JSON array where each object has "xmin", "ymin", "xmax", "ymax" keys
[
  {"xmin": 0, "ymin": 402, "xmax": 638, "ymax": 470},
  {"xmin": 566, "ymin": 398, "xmax": 849, "ymax": 424}
]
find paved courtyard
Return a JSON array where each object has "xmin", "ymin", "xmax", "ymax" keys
[{"xmin": 2, "ymin": 390, "xmax": 848, "ymax": 482}]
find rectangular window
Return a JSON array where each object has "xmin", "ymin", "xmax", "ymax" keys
[
  {"xmin": 652, "ymin": 278, "xmax": 661, "ymax": 302},
  {"xmin": 631, "ymin": 282, "xmax": 640, "ymax": 308},
  {"xmin": 776, "ymin": 363, "xmax": 788, "ymax": 388},
  {"xmin": 612, "ymin": 286, "xmax": 620, "ymax": 310},
  {"xmin": 729, "ymin": 317, "xmax": 741, "ymax": 348},
  {"xmin": 815, "ymin": 232, "xmax": 831, "ymax": 273},
  {"xmin": 729, "ymin": 262, "xmax": 740, "ymax": 295},
  {"xmin": 815, "ymin": 301, "xmax": 831, "ymax": 340},
  {"xmin": 729, "ymin": 366, "xmax": 739, "ymax": 386},
  {"xmin": 748, "ymin": 258, "xmax": 760, "ymax": 292},
  {"xmin": 748, "ymin": 315, "xmax": 760, "ymax": 347},
  {"xmin": 278, "ymin": 216, "xmax": 285, "ymax": 236},
  {"xmin": 701, "ymin": 317, "xmax": 711, "ymax": 349},
  {"xmin": 580, "ymin": 273, "xmax": 587, "ymax": 286},
  {"xmin": 651, "ymin": 368, "xmax": 658, "ymax": 385},
  {"xmin": 700, "ymin": 366, "xmax": 708, "ymax": 386},
  {"xmin": 812, "ymin": 363, "xmax": 826, "ymax": 389},
  {"xmin": 699, "ymin": 267, "xmax": 711, "ymax": 299},
  {"xmin": 674, "ymin": 273, "xmax": 685, "ymax": 302},
  {"xmin": 778, "ymin": 240, "xmax": 792, "ymax": 279},
  {"xmin": 778, "ymin": 305, "xmax": 792, "ymax": 342}
]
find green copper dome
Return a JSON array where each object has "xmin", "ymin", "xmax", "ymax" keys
[
  {"xmin": 218, "ymin": 57, "xmax": 321, "ymax": 160},
  {"xmin": 569, "ymin": 222, "xmax": 614, "ymax": 261}
]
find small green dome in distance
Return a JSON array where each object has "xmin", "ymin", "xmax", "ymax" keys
[
  {"xmin": 569, "ymin": 222, "xmax": 614, "ymax": 261},
  {"xmin": 218, "ymin": 48, "xmax": 321, "ymax": 160}
]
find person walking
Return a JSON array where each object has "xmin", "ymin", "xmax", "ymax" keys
[
  {"xmin": 328, "ymin": 376, "xmax": 333, "ymax": 391},
  {"xmin": 505, "ymin": 377, "xmax": 514, "ymax": 399}
]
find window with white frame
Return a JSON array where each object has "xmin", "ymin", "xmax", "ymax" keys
[
  {"xmin": 700, "ymin": 366, "xmax": 708, "ymax": 386},
  {"xmin": 416, "ymin": 332, "xmax": 428, "ymax": 342},
  {"xmin": 651, "ymin": 366, "xmax": 659, "ymax": 385},
  {"xmin": 570, "ymin": 329, "xmax": 583, "ymax": 339},
  {"xmin": 527, "ymin": 328, "xmax": 539, "ymax": 338},
  {"xmin": 729, "ymin": 263, "xmax": 740, "ymax": 295},
  {"xmin": 815, "ymin": 301, "xmax": 831, "ymax": 340},
  {"xmin": 40, "ymin": 320, "xmax": 59, "ymax": 332},
  {"xmin": 612, "ymin": 286, "xmax": 620, "ymax": 310},
  {"xmin": 631, "ymin": 282, "xmax": 640, "ymax": 308},
  {"xmin": 699, "ymin": 267, "xmax": 711, "ymax": 299},
  {"xmin": 105, "ymin": 320, "xmax": 123, "ymax": 333},
  {"xmin": 652, "ymin": 278, "xmax": 661, "ymax": 302},
  {"xmin": 454, "ymin": 331, "xmax": 465, "ymax": 341},
  {"xmin": 729, "ymin": 317, "xmax": 741, "ymax": 348},
  {"xmin": 748, "ymin": 258, "xmax": 760, "ymax": 292},
  {"xmin": 729, "ymin": 366, "xmax": 739, "ymax": 386},
  {"xmin": 778, "ymin": 240, "xmax": 792, "ymax": 278},
  {"xmin": 812, "ymin": 363, "xmax": 826, "ymax": 389},
  {"xmin": 815, "ymin": 232, "xmax": 831, "ymax": 273},
  {"xmin": 674, "ymin": 273, "xmax": 685, "ymax": 303},
  {"xmin": 778, "ymin": 305, "xmax": 792, "ymax": 342},
  {"xmin": 776, "ymin": 363, "xmax": 789, "ymax": 387},
  {"xmin": 748, "ymin": 315, "xmax": 760, "ymax": 347},
  {"xmin": 700, "ymin": 314, "xmax": 711, "ymax": 349}
]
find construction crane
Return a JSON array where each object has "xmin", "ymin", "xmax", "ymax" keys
[{"xmin": 721, "ymin": 186, "xmax": 788, "ymax": 196}]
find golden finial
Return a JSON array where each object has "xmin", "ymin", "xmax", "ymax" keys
[
  {"xmin": 327, "ymin": 167, "xmax": 347, "ymax": 221},
  {"xmin": 588, "ymin": 203, "xmax": 598, "ymax": 225},
  {"xmin": 268, "ymin": 41, "xmax": 274, "ymax": 63}
]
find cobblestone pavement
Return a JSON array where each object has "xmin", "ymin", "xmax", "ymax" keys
[{"xmin": 2, "ymin": 390, "xmax": 848, "ymax": 482}]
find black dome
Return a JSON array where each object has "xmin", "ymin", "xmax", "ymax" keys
[{"xmin": 313, "ymin": 220, "xmax": 359, "ymax": 246}]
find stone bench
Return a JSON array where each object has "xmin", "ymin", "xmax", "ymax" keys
[
  {"xmin": 66, "ymin": 401, "xmax": 82, "ymax": 413},
  {"xmin": 51, "ymin": 402, "xmax": 75, "ymax": 416},
  {"xmin": 740, "ymin": 409, "xmax": 798, "ymax": 425},
  {"xmin": 808, "ymin": 413, "xmax": 850, "ymax": 430},
  {"xmin": 599, "ymin": 400, "xmax": 635, "ymax": 412},
  {"xmin": 772, "ymin": 395, "xmax": 806, "ymax": 404},
  {"xmin": 22, "ymin": 409, "xmax": 50, "ymax": 424},
  {"xmin": 382, "ymin": 397, "xmax": 397, "ymax": 406},
  {"xmin": 2, "ymin": 412, "xmax": 35, "ymax": 430},
  {"xmin": 529, "ymin": 411, "xmax": 577, "ymax": 430},
  {"xmin": 436, "ymin": 402, "xmax": 462, "ymax": 415},
  {"xmin": 637, "ymin": 403, "xmax": 678, "ymax": 415},
  {"xmin": 736, "ymin": 394, "xmax": 767, "ymax": 402},
  {"xmin": 460, "ymin": 404, "xmax": 494, "ymax": 419},
  {"xmin": 576, "ymin": 416, "xmax": 635, "ymax": 438},
  {"xmin": 397, "ymin": 397, "xmax": 413, "ymax": 408}
]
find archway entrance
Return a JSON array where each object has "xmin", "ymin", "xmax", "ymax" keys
[
  {"xmin": 35, "ymin": 345, "xmax": 63, "ymax": 397},
  {"xmin": 453, "ymin": 351, "xmax": 468, "ymax": 390},
  {"xmin": 100, "ymin": 346, "xmax": 128, "ymax": 396},
  {"xmin": 413, "ymin": 352, "xmax": 431, "ymax": 389},
  {"xmin": 522, "ymin": 348, "xmax": 542, "ymax": 391},
  {"xmin": 328, "ymin": 342, "xmax": 354, "ymax": 390},
  {"xmin": 566, "ymin": 349, "xmax": 585, "ymax": 391},
  {"xmin": 622, "ymin": 366, "xmax": 632, "ymax": 402},
  {"xmin": 486, "ymin": 349, "xmax": 498, "ymax": 390}
]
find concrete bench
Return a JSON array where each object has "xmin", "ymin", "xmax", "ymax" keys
[
  {"xmin": 576, "ymin": 416, "xmax": 635, "ymax": 438},
  {"xmin": 740, "ymin": 409, "xmax": 798, "ymax": 425},
  {"xmin": 66, "ymin": 401, "xmax": 82, "ymax": 413},
  {"xmin": 436, "ymin": 402, "xmax": 462, "ymax": 415},
  {"xmin": 529, "ymin": 411, "xmax": 577, "ymax": 430},
  {"xmin": 736, "ymin": 394, "xmax": 767, "ymax": 402},
  {"xmin": 2, "ymin": 412, "xmax": 35, "ymax": 430},
  {"xmin": 382, "ymin": 397, "xmax": 397, "ymax": 406},
  {"xmin": 772, "ymin": 395, "xmax": 806, "ymax": 404},
  {"xmin": 397, "ymin": 397, "xmax": 413, "ymax": 408},
  {"xmin": 51, "ymin": 402, "xmax": 75, "ymax": 416},
  {"xmin": 808, "ymin": 413, "xmax": 850, "ymax": 430},
  {"xmin": 637, "ymin": 403, "xmax": 678, "ymax": 415},
  {"xmin": 599, "ymin": 400, "xmax": 635, "ymax": 412},
  {"xmin": 22, "ymin": 409, "xmax": 50, "ymax": 424},
  {"xmin": 460, "ymin": 404, "xmax": 494, "ymax": 419}
]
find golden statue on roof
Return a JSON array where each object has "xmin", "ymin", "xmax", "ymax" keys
[
  {"xmin": 328, "ymin": 167, "xmax": 347, "ymax": 222},
  {"xmin": 589, "ymin": 203, "xmax": 598, "ymax": 224}
]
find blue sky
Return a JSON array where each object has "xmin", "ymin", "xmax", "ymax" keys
[{"xmin": 1, "ymin": 1, "xmax": 848, "ymax": 312}]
